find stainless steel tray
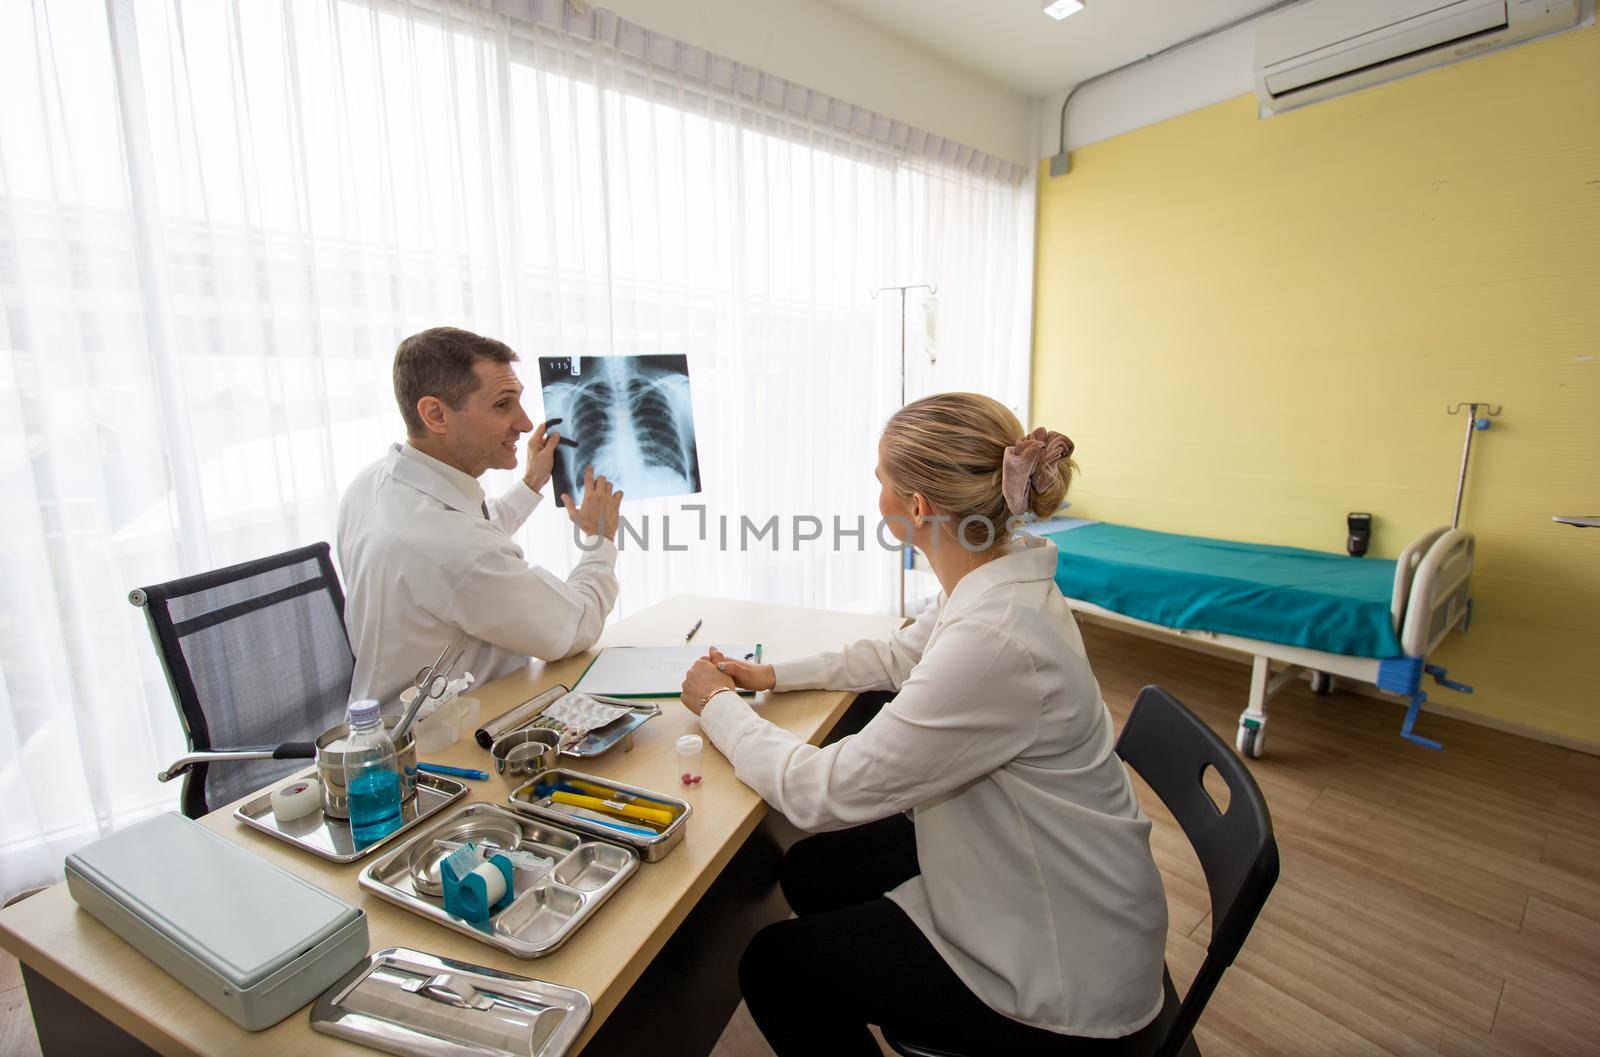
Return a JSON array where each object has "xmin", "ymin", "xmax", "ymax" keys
[
  {"xmin": 359, "ymin": 803, "xmax": 638, "ymax": 959},
  {"xmin": 561, "ymin": 705, "xmax": 658, "ymax": 758},
  {"xmin": 506, "ymin": 768, "xmax": 690, "ymax": 863},
  {"xmin": 235, "ymin": 769, "xmax": 469, "ymax": 863},
  {"xmin": 479, "ymin": 684, "xmax": 658, "ymax": 759},
  {"xmin": 311, "ymin": 946, "xmax": 591, "ymax": 1057}
]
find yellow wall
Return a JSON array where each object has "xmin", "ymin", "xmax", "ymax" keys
[{"xmin": 1032, "ymin": 26, "xmax": 1600, "ymax": 745}]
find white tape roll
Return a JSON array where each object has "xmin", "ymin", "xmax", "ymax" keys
[
  {"xmin": 270, "ymin": 778, "xmax": 323, "ymax": 822},
  {"xmin": 471, "ymin": 861, "xmax": 506, "ymax": 905}
]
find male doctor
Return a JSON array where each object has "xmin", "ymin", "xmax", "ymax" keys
[{"xmin": 338, "ymin": 326, "xmax": 623, "ymax": 706}]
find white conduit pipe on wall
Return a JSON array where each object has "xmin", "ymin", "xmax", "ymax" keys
[{"xmin": 1049, "ymin": 0, "xmax": 1305, "ymax": 176}]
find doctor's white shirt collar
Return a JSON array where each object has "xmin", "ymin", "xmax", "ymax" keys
[{"xmin": 387, "ymin": 441, "xmax": 492, "ymax": 517}]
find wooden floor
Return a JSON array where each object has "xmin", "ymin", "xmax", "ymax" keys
[
  {"xmin": 6, "ymin": 624, "xmax": 1599, "ymax": 1056},
  {"xmin": 1081, "ymin": 623, "xmax": 1600, "ymax": 1057}
]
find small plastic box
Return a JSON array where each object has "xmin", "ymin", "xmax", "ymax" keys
[{"xmin": 65, "ymin": 812, "xmax": 368, "ymax": 1030}]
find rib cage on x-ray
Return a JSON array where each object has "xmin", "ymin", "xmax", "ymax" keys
[{"xmin": 539, "ymin": 356, "xmax": 702, "ymax": 504}]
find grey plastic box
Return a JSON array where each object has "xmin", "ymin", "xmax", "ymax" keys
[{"xmin": 65, "ymin": 812, "xmax": 368, "ymax": 1031}]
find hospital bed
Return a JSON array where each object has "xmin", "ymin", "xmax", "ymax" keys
[{"xmin": 1022, "ymin": 519, "xmax": 1476, "ymax": 757}]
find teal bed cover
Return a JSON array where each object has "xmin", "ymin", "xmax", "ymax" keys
[{"xmin": 1043, "ymin": 523, "xmax": 1404, "ymax": 659}]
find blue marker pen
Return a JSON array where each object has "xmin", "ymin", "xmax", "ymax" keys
[{"xmin": 417, "ymin": 762, "xmax": 489, "ymax": 781}]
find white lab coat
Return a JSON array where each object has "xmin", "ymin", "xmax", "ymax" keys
[
  {"xmin": 337, "ymin": 443, "xmax": 619, "ymax": 706},
  {"xmin": 698, "ymin": 534, "xmax": 1168, "ymax": 1038}
]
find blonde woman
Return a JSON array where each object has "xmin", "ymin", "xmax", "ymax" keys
[{"xmin": 680, "ymin": 393, "xmax": 1168, "ymax": 1056}]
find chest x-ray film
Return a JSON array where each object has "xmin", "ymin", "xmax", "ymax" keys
[{"xmin": 537, "ymin": 355, "xmax": 702, "ymax": 504}]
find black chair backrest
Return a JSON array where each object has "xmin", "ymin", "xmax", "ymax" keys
[
  {"xmin": 1116, "ymin": 685, "xmax": 1279, "ymax": 1057},
  {"xmin": 132, "ymin": 543, "xmax": 353, "ymax": 817}
]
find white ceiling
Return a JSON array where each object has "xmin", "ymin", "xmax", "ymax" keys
[{"xmin": 821, "ymin": 0, "xmax": 1274, "ymax": 98}]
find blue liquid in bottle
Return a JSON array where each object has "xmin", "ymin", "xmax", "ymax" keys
[
  {"xmin": 348, "ymin": 769, "xmax": 403, "ymax": 842},
  {"xmin": 343, "ymin": 698, "xmax": 404, "ymax": 844}
]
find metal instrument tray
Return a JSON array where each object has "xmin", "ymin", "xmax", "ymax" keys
[
  {"xmin": 506, "ymin": 768, "xmax": 690, "ymax": 863},
  {"xmin": 560, "ymin": 705, "xmax": 658, "ymax": 758},
  {"xmin": 359, "ymin": 803, "xmax": 638, "ymax": 959},
  {"xmin": 311, "ymin": 946, "xmax": 591, "ymax": 1057},
  {"xmin": 235, "ymin": 769, "xmax": 469, "ymax": 863},
  {"xmin": 478, "ymin": 683, "xmax": 657, "ymax": 759}
]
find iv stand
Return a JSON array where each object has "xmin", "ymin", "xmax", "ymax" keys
[
  {"xmin": 872, "ymin": 282, "xmax": 938, "ymax": 616},
  {"xmin": 872, "ymin": 283, "xmax": 939, "ymax": 407},
  {"xmin": 1446, "ymin": 402, "xmax": 1501, "ymax": 530}
]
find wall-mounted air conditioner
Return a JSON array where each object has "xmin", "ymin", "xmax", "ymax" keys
[{"xmin": 1254, "ymin": 0, "xmax": 1582, "ymax": 114}]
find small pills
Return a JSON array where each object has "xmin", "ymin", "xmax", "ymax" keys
[{"xmin": 676, "ymin": 734, "xmax": 704, "ymax": 786}]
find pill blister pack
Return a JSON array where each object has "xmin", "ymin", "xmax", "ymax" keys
[{"xmin": 530, "ymin": 692, "xmax": 634, "ymax": 747}]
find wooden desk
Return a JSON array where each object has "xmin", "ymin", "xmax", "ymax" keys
[{"xmin": 0, "ymin": 594, "xmax": 902, "ymax": 1056}]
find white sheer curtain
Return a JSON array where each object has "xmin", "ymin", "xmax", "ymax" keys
[{"xmin": 0, "ymin": 0, "xmax": 1034, "ymax": 897}]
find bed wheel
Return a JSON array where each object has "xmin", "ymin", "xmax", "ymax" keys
[
  {"xmin": 1236, "ymin": 723, "xmax": 1265, "ymax": 759},
  {"xmin": 1310, "ymin": 670, "xmax": 1334, "ymax": 696}
]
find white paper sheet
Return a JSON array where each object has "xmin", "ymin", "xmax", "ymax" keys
[{"xmin": 572, "ymin": 644, "xmax": 764, "ymax": 698}]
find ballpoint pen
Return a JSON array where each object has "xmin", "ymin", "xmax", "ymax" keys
[
  {"xmin": 541, "ymin": 417, "xmax": 579, "ymax": 449},
  {"xmin": 416, "ymin": 762, "xmax": 489, "ymax": 781},
  {"xmin": 685, "ymin": 618, "xmax": 703, "ymax": 643}
]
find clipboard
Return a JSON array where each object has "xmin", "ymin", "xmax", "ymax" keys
[{"xmin": 572, "ymin": 644, "xmax": 764, "ymax": 699}]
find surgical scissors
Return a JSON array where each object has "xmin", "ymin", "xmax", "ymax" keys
[{"xmin": 393, "ymin": 641, "xmax": 466, "ymax": 742}]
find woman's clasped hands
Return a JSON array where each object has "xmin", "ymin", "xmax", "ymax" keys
[{"xmin": 680, "ymin": 647, "xmax": 777, "ymax": 715}]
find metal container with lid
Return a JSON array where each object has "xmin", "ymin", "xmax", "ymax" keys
[
  {"xmin": 317, "ymin": 716, "xmax": 419, "ymax": 819},
  {"xmin": 65, "ymin": 812, "xmax": 368, "ymax": 1031},
  {"xmin": 490, "ymin": 728, "xmax": 560, "ymax": 778},
  {"xmin": 310, "ymin": 946, "xmax": 591, "ymax": 1056}
]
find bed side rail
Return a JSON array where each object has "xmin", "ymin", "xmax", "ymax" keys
[
  {"xmin": 1399, "ymin": 529, "xmax": 1474, "ymax": 658},
  {"xmin": 1390, "ymin": 526, "xmax": 1449, "ymax": 635}
]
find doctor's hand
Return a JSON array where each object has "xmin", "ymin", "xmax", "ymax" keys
[
  {"xmin": 522, "ymin": 422, "xmax": 561, "ymax": 493},
  {"xmin": 561, "ymin": 465, "xmax": 623, "ymax": 541},
  {"xmin": 681, "ymin": 658, "xmax": 737, "ymax": 716},
  {"xmin": 706, "ymin": 648, "xmax": 776, "ymax": 693}
]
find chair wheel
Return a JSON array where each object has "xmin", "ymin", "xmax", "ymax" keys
[
  {"xmin": 1309, "ymin": 670, "xmax": 1333, "ymax": 696},
  {"xmin": 1236, "ymin": 725, "xmax": 1265, "ymax": 759}
]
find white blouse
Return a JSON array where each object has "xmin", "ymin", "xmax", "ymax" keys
[
  {"xmin": 337, "ymin": 443, "xmax": 619, "ymax": 707},
  {"xmin": 698, "ymin": 534, "xmax": 1168, "ymax": 1038}
]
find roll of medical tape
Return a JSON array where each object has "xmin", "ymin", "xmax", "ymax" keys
[
  {"xmin": 472, "ymin": 861, "xmax": 507, "ymax": 905},
  {"xmin": 457, "ymin": 860, "xmax": 507, "ymax": 920},
  {"xmin": 270, "ymin": 778, "xmax": 323, "ymax": 822}
]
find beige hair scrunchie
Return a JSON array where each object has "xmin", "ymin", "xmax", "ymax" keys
[{"xmin": 1001, "ymin": 427, "xmax": 1074, "ymax": 516}]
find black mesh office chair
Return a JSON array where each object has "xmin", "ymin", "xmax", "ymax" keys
[
  {"xmin": 883, "ymin": 685, "xmax": 1279, "ymax": 1057},
  {"xmin": 131, "ymin": 543, "xmax": 352, "ymax": 818}
]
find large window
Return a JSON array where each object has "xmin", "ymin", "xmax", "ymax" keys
[{"xmin": 0, "ymin": 0, "xmax": 1033, "ymax": 895}]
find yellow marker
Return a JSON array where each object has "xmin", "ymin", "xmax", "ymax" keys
[{"xmin": 549, "ymin": 791, "xmax": 673, "ymax": 827}]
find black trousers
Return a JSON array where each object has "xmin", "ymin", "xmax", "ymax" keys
[{"xmin": 740, "ymin": 812, "xmax": 1137, "ymax": 1057}]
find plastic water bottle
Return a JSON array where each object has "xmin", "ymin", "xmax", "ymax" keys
[{"xmin": 344, "ymin": 698, "xmax": 402, "ymax": 842}]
